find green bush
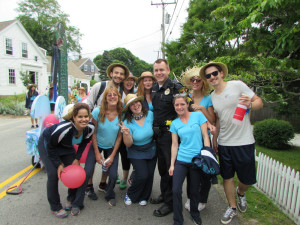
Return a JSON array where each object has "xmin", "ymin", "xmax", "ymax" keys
[
  {"xmin": 254, "ymin": 118, "xmax": 295, "ymax": 149},
  {"xmin": 0, "ymin": 94, "xmax": 26, "ymax": 116}
]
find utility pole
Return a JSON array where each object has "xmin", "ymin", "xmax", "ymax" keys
[{"xmin": 151, "ymin": 1, "xmax": 176, "ymax": 59}]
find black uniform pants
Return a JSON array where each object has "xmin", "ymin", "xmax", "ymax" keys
[{"xmin": 156, "ymin": 130, "xmax": 173, "ymax": 208}]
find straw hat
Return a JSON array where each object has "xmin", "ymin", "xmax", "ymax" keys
[
  {"xmin": 62, "ymin": 104, "xmax": 74, "ymax": 121},
  {"xmin": 138, "ymin": 71, "xmax": 156, "ymax": 83},
  {"xmin": 123, "ymin": 94, "xmax": 144, "ymax": 112},
  {"xmin": 181, "ymin": 66, "xmax": 202, "ymax": 88},
  {"xmin": 106, "ymin": 63, "xmax": 130, "ymax": 80},
  {"xmin": 78, "ymin": 86, "xmax": 86, "ymax": 91},
  {"xmin": 199, "ymin": 62, "xmax": 228, "ymax": 79},
  {"xmin": 125, "ymin": 73, "xmax": 138, "ymax": 82}
]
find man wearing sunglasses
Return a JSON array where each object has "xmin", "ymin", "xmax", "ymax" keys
[{"xmin": 200, "ymin": 62, "xmax": 263, "ymax": 224}]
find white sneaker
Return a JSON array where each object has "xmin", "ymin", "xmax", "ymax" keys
[
  {"xmin": 184, "ymin": 199, "xmax": 190, "ymax": 211},
  {"xmin": 124, "ymin": 194, "xmax": 132, "ymax": 206},
  {"xmin": 221, "ymin": 206, "xmax": 237, "ymax": 224},
  {"xmin": 236, "ymin": 187, "xmax": 247, "ymax": 213},
  {"xmin": 139, "ymin": 200, "xmax": 147, "ymax": 206},
  {"xmin": 198, "ymin": 203, "xmax": 206, "ymax": 211}
]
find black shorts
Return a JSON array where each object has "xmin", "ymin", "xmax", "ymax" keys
[{"xmin": 218, "ymin": 144, "xmax": 256, "ymax": 185}]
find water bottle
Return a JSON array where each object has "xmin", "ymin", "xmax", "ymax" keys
[
  {"xmin": 232, "ymin": 100, "xmax": 248, "ymax": 125},
  {"xmin": 102, "ymin": 158, "xmax": 110, "ymax": 174}
]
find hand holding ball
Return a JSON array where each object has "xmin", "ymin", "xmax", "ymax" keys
[{"xmin": 60, "ymin": 165, "xmax": 86, "ymax": 188}]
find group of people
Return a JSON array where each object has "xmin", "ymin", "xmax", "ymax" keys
[{"xmin": 38, "ymin": 59, "xmax": 263, "ymax": 225}]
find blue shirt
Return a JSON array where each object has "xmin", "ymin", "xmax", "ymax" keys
[
  {"xmin": 72, "ymin": 134, "xmax": 83, "ymax": 145},
  {"xmin": 170, "ymin": 112, "xmax": 207, "ymax": 163},
  {"xmin": 123, "ymin": 111, "xmax": 154, "ymax": 146},
  {"xmin": 92, "ymin": 107, "xmax": 120, "ymax": 149},
  {"xmin": 199, "ymin": 95, "xmax": 212, "ymax": 109}
]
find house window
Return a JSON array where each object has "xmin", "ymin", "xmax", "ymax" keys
[
  {"xmin": 22, "ymin": 43, "xmax": 28, "ymax": 58},
  {"xmin": 91, "ymin": 65, "xmax": 95, "ymax": 72},
  {"xmin": 84, "ymin": 65, "xmax": 88, "ymax": 72},
  {"xmin": 6, "ymin": 38, "xmax": 13, "ymax": 55},
  {"xmin": 9, "ymin": 69, "xmax": 15, "ymax": 84}
]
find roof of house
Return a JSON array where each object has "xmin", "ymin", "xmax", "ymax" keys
[
  {"xmin": 47, "ymin": 56, "xmax": 89, "ymax": 80},
  {"xmin": 0, "ymin": 20, "xmax": 17, "ymax": 32},
  {"xmin": 73, "ymin": 58, "xmax": 89, "ymax": 67}
]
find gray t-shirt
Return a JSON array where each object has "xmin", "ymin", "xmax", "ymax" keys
[{"xmin": 211, "ymin": 80, "xmax": 255, "ymax": 146}]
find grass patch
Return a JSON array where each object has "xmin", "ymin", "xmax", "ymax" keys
[
  {"xmin": 216, "ymin": 175, "xmax": 295, "ymax": 225},
  {"xmin": 255, "ymin": 144, "xmax": 300, "ymax": 171}
]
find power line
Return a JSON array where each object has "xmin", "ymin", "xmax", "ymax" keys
[
  {"xmin": 79, "ymin": 29, "xmax": 160, "ymax": 57},
  {"xmin": 165, "ymin": 0, "xmax": 178, "ymax": 38},
  {"xmin": 166, "ymin": 0, "xmax": 186, "ymax": 41}
]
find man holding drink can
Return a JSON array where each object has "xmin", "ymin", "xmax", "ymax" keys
[{"xmin": 200, "ymin": 62, "xmax": 263, "ymax": 224}]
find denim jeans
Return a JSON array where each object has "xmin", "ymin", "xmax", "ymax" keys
[{"xmin": 173, "ymin": 160, "xmax": 201, "ymax": 225}]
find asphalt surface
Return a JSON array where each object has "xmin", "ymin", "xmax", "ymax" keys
[{"xmin": 0, "ymin": 116, "xmax": 243, "ymax": 225}]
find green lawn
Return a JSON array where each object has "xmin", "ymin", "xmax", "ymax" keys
[
  {"xmin": 216, "ymin": 143, "xmax": 299, "ymax": 224},
  {"xmin": 255, "ymin": 144, "xmax": 300, "ymax": 171}
]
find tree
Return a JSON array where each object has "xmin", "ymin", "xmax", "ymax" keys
[
  {"xmin": 165, "ymin": 0, "xmax": 300, "ymax": 116},
  {"xmin": 19, "ymin": 71, "xmax": 32, "ymax": 88},
  {"xmin": 94, "ymin": 48, "xmax": 152, "ymax": 79},
  {"xmin": 16, "ymin": 0, "xmax": 82, "ymax": 55}
]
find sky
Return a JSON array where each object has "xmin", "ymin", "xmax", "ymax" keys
[{"xmin": 0, "ymin": 0, "xmax": 190, "ymax": 64}]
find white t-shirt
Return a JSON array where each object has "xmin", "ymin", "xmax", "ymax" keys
[{"xmin": 211, "ymin": 80, "xmax": 255, "ymax": 146}]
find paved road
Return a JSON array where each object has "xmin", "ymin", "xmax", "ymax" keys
[{"xmin": 0, "ymin": 116, "xmax": 240, "ymax": 225}]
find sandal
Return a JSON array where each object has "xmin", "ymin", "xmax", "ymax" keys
[
  {"xmin": 51, "ymin": 209, "xmax": 68, "ymax": 218},
  {"xmin": 71, "ymin": 207, "xmax": 80, "ymax": 216}
]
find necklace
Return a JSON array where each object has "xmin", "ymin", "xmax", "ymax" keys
[{"xmin": 132, "ymin": 113, "xmax": 144, "ymax": 120}]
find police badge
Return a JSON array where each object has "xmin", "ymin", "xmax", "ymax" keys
[{"xmin": 164, "ymin": 88, "xmax": 170, "ymax": 95}]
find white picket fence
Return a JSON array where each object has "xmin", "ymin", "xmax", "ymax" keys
[{"xmin": 255, "ymin": 151, "xmax": 300, "ymax": 225}]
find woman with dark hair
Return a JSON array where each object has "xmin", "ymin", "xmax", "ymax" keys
[
  {"xmin": 119, "ymin": 94, "xmax": 156, "ymax": 206},
  {"xmin": 47, "ymin": 84, "xmax": 56, "ymax": 111},
  {"xmin": 169, "ymin": 94, "xmax": 210, "ymax": 225},
  {"xmin": 25, "ymin": 84, "xmax": 39, "ymax": 128},
  {"xmin": 118, "ymin": 73, "xmax": 137, "ymax": 190},
  {"xmin": 91, "ymin": 85, "xmax": 123, "ymax": 206},
  {"xmin": 37, "ymin": 103, "xmax": 94, "ymax": 218}
]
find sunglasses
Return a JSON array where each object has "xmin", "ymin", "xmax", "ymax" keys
[
  {"xmin": 190, "ymin": 78, "xmax": 201, "ymax": 83},
  {"xmin": 107, "ymin": 93, "xmax": 118, "ymax": 98},
  {"xmin": 205, "ymin": 70, "xmax": 219, "ymax": 79}
]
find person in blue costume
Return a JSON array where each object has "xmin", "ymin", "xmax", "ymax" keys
[
  {"xmin": 25, "ymin": 84, "xmax": 39, "ymax": 128},
  {"xmin": 169, "ymin": 94, "xmax": 210, "ymax": 225},
  {"xmin": 91, "ymin": 85, "xmax": 123, "ymax": 207},
  {"xmin": 181, "ymin": 66, "xmax": 216, "ymax": 212},
  {"xmin": 136, "ymin": 71, "xmax": 156, "ymax": 112},
  {"xmin": 119, "ymin": 94, "xmax": 156, "ymax": 206},
  {"xmin": 37, "ymin": 103, "xmax": 95, "ymax": 218}
]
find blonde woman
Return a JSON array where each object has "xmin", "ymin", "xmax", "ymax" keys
[
  {"xmin": 91, "ymin": 85, "xmax": 123, "ymax": 206},
  {"xmin": 136, "ymin": 71, "xmax": 156, "ymax": 111}
]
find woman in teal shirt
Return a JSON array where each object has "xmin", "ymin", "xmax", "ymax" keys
[
  {"xmin": 119, "ymin": 94, "xmax": 156, "ymax": 206},
  {"xmin": 169, "ymin": 94, "xmax": 210, "ymax": 225},
  {"xmin": 91, "ymin": 85, "xmax": 123, "ymax": 207}
]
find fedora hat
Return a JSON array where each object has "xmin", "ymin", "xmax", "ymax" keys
[
  {"xmin": 199, "ymin": 62, "xmax": 228, "ymax": 79},
  {"xmin": 106, "ymin": 63, "xmax": 130, "ymax": 80},
  {"xmin": 123, "ymin": 94, "xmax": 144, "ymax": 112},
  {"xmin": 138, "ymin": 71, "xmax": 156, "ymax": 83},
  {"xmin": 181, "ymin": 66, "xmax": 202, "ymax": 88},
  {"xmin": 125, "ymin": 73, "xmax": 138, "ymax": 82}
]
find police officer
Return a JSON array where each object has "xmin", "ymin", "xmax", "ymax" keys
[{"xmin": 150, "ymin": 59, "xmax": 182, "ymax": 217}]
